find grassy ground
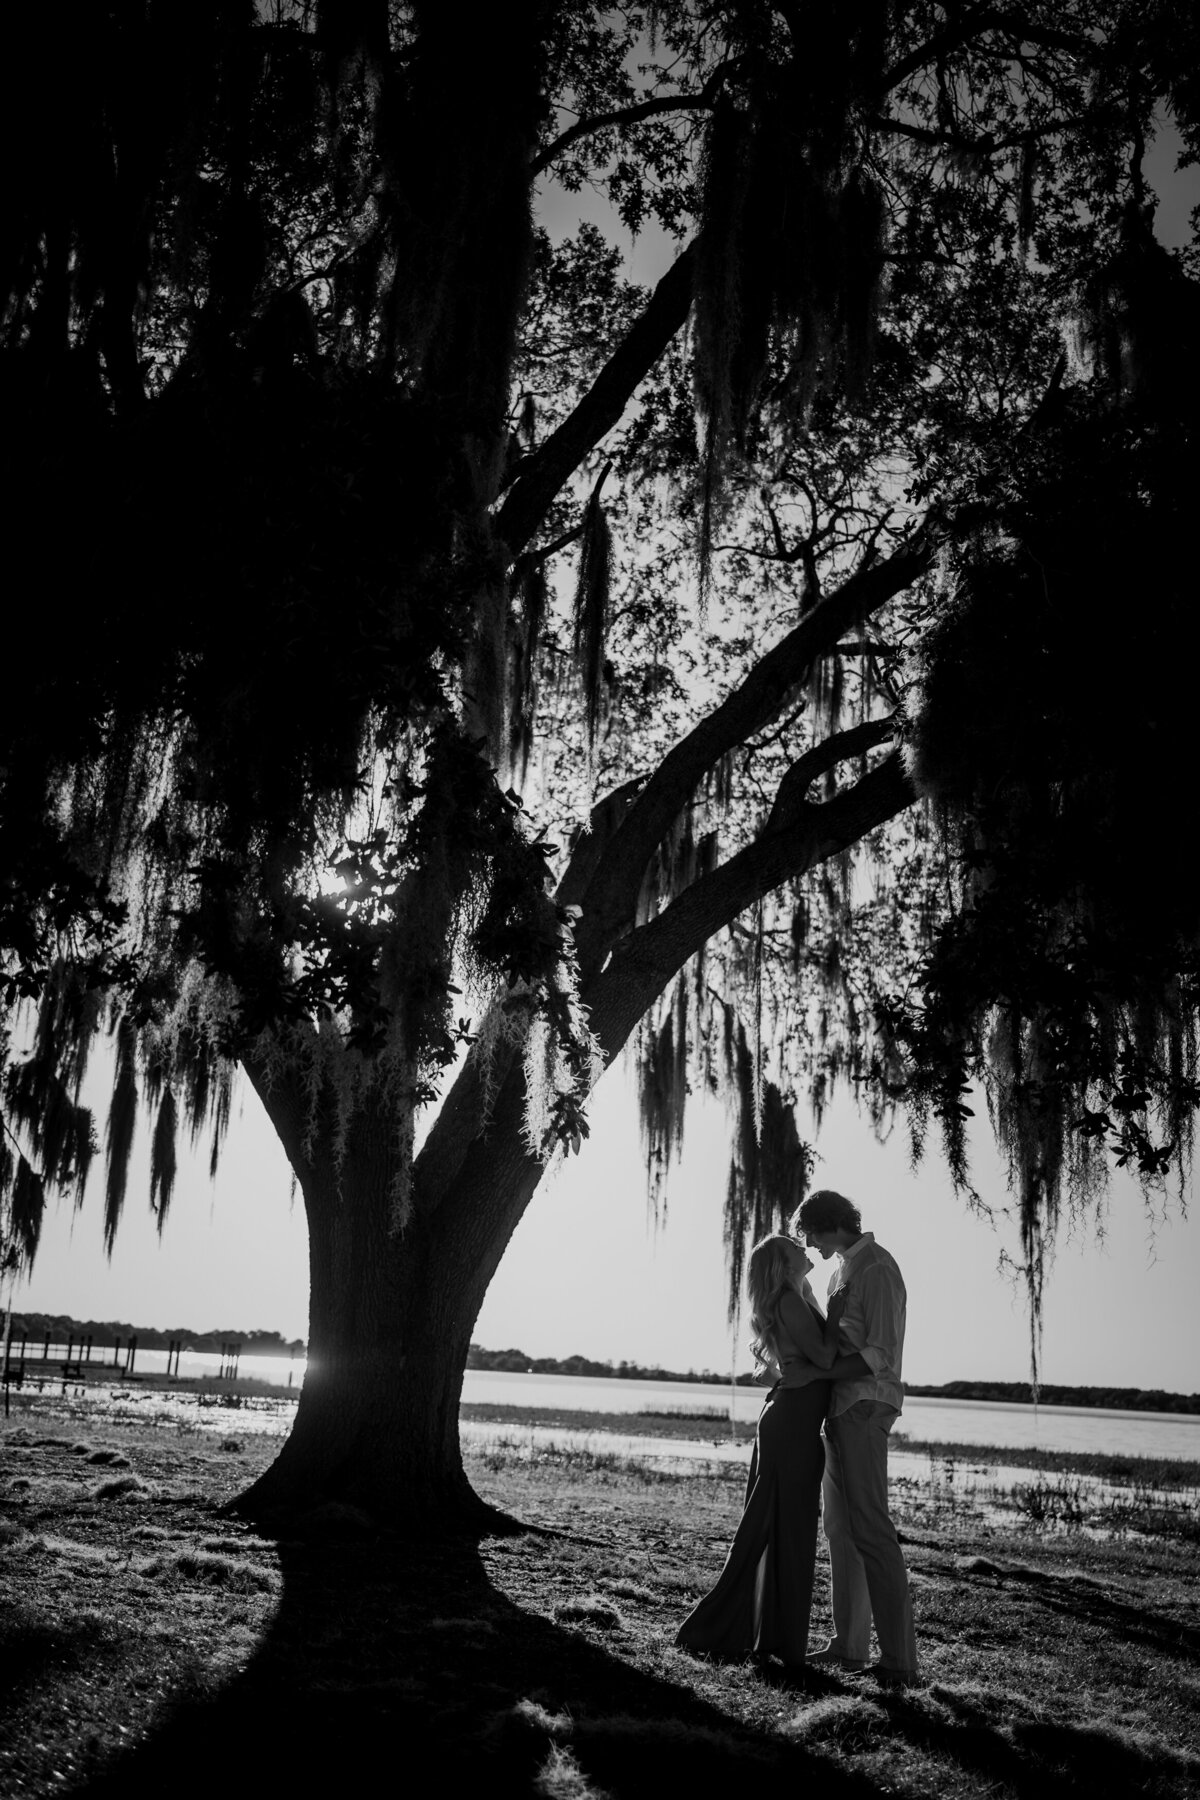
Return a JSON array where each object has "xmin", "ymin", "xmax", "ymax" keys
[{"xmin": 2, "ymin": 1396, "xmax": 1198, "ymax": 1799}]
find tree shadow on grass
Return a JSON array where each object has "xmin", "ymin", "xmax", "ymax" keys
[
  {"xmin": 60, "ymin": 1519, "xmax": 1199, "ymax": 1799},
  {"xmin": 0, "ymin": 1613, "xmax": 109, "ymax": 1720},
  {"xmin": 64, "ymin": 1519, "xmax": 882, "ymax": 1800},
  {"xmin": 997, "ymin": 1564, "xmax": 1200, "ymax": 1662},
  {"xmin": 876, "ymin": 1686, "xmax": 1197, "ymax": 1799}
]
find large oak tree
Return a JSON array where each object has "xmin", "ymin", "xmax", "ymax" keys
[{"xmin": 3, "ymin": 1, "xmax": 1198, "ymax": 1522}]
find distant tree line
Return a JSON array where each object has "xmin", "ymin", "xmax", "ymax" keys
[
  {"xmin": 466, "ymin": 1344, "xmax": 765, "ymax": 1386},
  {"xmin": 906, "ymin": 1380, "xmax": 1200, "ymax": 1415},
  {"xmin": 5, "ymin": 1313, "xmax": 306, "ymax": 1357},
  {"xmin": 10, "ymin": 1322, "xmax": 1193, "ymax": 1413},
  {"xmin": 468, "ymin": 1347, "xmax": 1200, "ymax": 1413}
]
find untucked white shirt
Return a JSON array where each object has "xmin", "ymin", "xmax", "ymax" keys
[{"xmin": 826, "ymin": 1232, "xmax": 906, "ymax": 1418}]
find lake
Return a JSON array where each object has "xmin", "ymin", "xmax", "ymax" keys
[
  {"xmin": 460, "ymin": 1370, "xmax": 1200, "ymax": 1462},
  {"xmin": 20, "ymin": 1351, "xmax": 1200, "ymax": 1462}
]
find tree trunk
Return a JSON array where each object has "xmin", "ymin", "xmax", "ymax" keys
[
  {"xmin": 234, "ymin": 1051, "xmax": 549, "ymax": 1528},
  {"xmin": 235, "ymin": 1136, "xmax": 473, "ymax": 1522}
]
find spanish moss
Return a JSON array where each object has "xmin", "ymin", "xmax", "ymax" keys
[
  {"xmin": 150, "ymin": 1088, "xmax": 179, "ymax": 1226},
  {"xmin": 636, "ymin": 977, "xmax": 690, "ymax": 1217},
  {"xmin": 1017, "ymin": 134, "xmax": 1037, "ymax": 263},
  {"xmin": 573, "ymin": 479, "xmax": 613, "ymax": 752},
  {"xmin": 104, "ymin": 1019, "xmax": 139, "ymax": 1253},
  {"xmin": 509, "ymin": 558, "xmax": 548, "ymax": 787}
]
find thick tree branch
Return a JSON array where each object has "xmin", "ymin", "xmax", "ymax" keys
[
  {"xmin": 872, "ymin": 114, "xmax": 988, "ymax": 152},
  {"xmin": 882, "ymin": 5, "xmax": 1001, "ymax": 92},
  {"xmin": 240, "ymin": 1034, "xmax": 320, "ymax": 1192},
  {"xmin": 364, "ymin": 516, "xmax": 962, "ymax": 1218},
  {"xmin": 871, "ymin": 113, "xmax": 1070, "ymax": 158},
  {"xmin": 882, "ymin": 7, "xmax": 1088, "ymax": 96},
  {"xmin": 414, "ymin": 746, "xmax": 913, "ymax": 1218},
  {"xmin": 764, "ymin": 716, "xmax": 896, "ymax": 831},
  {"xmin": 530, "ymin": 77, "xmax": 725, "ymax": 178},
  {"xmin": 418, "ymin": 517, "xmax": 968, "ymax": 1214},
  {"xmin": 494, "ymin": 242, "xmax": 697, "ymax": 560},
  {"xmin": 412, "ymin": 777, "xmax": 645, "ymax": 1214},
  {"xmin": 573, "ymin": 526, "xmax": 938, "ymax": 977},
  {"xmin": 556, "ymin": 776, "xmax": 648, "ymax": 909},
  {"xmin": 584, "ymin": 750, "xmax": 916, "ymax": 1062},
  {"xmin": 511, "ymin": 522, "xmax": 583, "ymax": 577}
]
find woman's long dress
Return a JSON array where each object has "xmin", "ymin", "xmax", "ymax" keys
[{"xmin": 674, "ymin": 1293, "xmax": 831, "ymax": 1668}]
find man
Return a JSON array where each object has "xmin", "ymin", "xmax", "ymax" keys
[{"xmin": 793, "ymin": 1187, "xmax": 918, "ymax": 1688}]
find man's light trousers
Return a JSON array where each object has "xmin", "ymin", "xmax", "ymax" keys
[{"xmin": 822, "ymin": 1399, "xmax": 918, "ymax": 1674}]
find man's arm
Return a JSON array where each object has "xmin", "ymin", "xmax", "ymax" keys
[{"xmin": 840, "ymin": 1263, "xmax": 905, "ymax": 1378}]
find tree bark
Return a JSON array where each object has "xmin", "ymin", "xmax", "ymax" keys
[{"xmin": 234, "ymin": 1063, "xmax": 521, "ymax": 1525}]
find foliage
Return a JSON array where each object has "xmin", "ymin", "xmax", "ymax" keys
[
  {"xmin": 885, "ymin": 259, "xmax": 1200, "ymax": 1328},
  {"xmin": 0, "ymin": 0, "xmax": 1197, "ymax": 1384},
  {"xmin": 5, "ymin": 1311, "xmax": 304, "ymax": 1355},
  {"xmin": 0, "ymin": 2, "xmax": 593, "ymax": 1262}
]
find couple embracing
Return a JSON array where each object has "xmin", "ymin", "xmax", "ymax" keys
[{"xmin": 675, "ymin": 1189, "xmax": 918, "ymax": 1688}]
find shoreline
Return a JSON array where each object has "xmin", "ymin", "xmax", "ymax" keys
[
  {"xmin": 6, "ymin": 1384, "xmax": 1199, "ymax": 1490},
  {"xmin": 460, "ymin": 1403, "xmax": 1200, "ymax": 1489},
  {"xmin": 8, "ymin": 1349, "xmax": 1200, "ymax": 1418}
]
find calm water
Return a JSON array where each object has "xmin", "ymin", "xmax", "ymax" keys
[
  {"xmin": 460, "ymin": 1370, "xmax": 1200, "ymax": 1462},
  {"xmin": 20, "ymin": 1353, "xmax": 1199, "ymax": 1462}
]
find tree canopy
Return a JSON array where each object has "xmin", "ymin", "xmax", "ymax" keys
[{"xmin": 3, "ymin": 0, "xmax": 1200, "ymax": 1410}]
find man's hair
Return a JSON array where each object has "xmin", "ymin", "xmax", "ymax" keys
[{"xmin": 794, "ymin": 1188, "xmax": 862, "ymax": 1237}]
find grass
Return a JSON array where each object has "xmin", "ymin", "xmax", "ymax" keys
[
  {"xmin": 2, "ymin": 1397, "xmax": 1199, "ymax": 1798},
  {"xmin": 463, "ymin": 1401, "xmax": 760, "ymax": 1445},
  {"xmin": 890, "ymin": 1435, "xmax": 1200, "ymax": 1489}
]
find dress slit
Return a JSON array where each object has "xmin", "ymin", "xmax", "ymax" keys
[{"xmin": 675, "ymin": 1380, "xmax": 830, "ymax": 1667}]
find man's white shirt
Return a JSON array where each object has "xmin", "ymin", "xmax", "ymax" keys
[{"xmin": 826, "ymin": 1232, "xmax": 906, "ymax": 1418}]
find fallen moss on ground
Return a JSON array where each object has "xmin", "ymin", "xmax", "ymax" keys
[{"xmin": 1, "ymin": 1404, "xmax": 1198, "ymax": 1799}]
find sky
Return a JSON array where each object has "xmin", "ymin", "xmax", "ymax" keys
[{"xmin": 11, "ymin": 108, "xmax": 1200, "ymax": 1394}]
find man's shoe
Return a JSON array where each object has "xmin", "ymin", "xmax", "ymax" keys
[
  {"xmin": 807, "ymin": 1644, "xmax": 868, "ymax": 1672},
  {"xmin": 869, "ymin": 1662, "xmax": 919, "ymax": 1689}
]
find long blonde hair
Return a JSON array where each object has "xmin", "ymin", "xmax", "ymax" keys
[{"xmin": 747, "ymin": 1234, "xmax": 800, "ymax": 1369}]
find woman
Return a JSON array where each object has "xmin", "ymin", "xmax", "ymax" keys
[{"xmin": 674, "ymin": 1234, "xmax": 836, "ymax": 1670}]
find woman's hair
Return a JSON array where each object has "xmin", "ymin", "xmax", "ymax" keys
[
  {"xmin": 795, "ymin": 1188, "xmax": 862, "ymax": 1237},
  {"xmin": 747, "ymin": 1234, "xmax": 800, "ymax": 1368}
]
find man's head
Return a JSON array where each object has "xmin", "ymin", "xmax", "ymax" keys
[{"xmin": 793, "ymin": 1188, "xmax": 862, "ymax": 1259}]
